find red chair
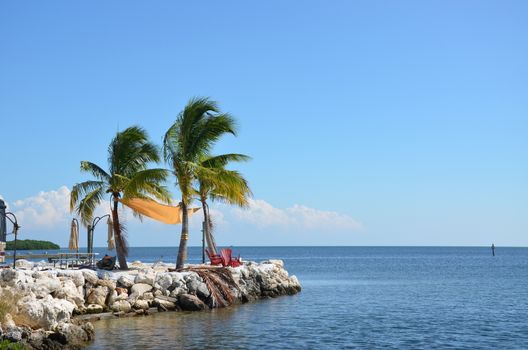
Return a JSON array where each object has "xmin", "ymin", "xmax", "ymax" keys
[
  {"xmin": 220, "ymin": 248, "xmax": 242, "ymax": 267},
  {"xmin": 206, "ymin": 248, "xmax": 223, "ymax": 265}
]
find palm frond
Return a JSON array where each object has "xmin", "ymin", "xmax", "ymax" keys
[
  {"xmin": 201, "ymin": 153, "xmax": 251, "ymax": 169},
  {"xmin": 80, "ymin": 161, "xmax": 111, "ymax": 182},
  {"xmin": 208, "ymin": 169, "xmax": 252, "ymax": 208},
  {"xmin": 110, "ymin": 174, "xmax": 131, "ymax": 193},
  {"xmin": 110, "ymin": 126, "xmax": 160, "ymax": 176},
  {"xmin": 190, "ymin": 113, "xmax": 237, "ymax": 157},
  {"xmin": 70, "ymin": 180, "xmax": 105, "ymax": 212},
  {"xmin": 74, "ymin": 186, "xmax": 105, "ymax": 227},
  {"xmin": 122, "ymin": 168, "xmax": 172, "ymax": 203}
]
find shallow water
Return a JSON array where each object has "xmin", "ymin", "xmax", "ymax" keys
[{"xmin": 87, "ymin": 247, "xmax": 528, "ymax": 349}]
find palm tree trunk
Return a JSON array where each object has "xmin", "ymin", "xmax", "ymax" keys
[
  {"xmin": 112, "ymin": 198, "xmax": 128, "ymax": 270},
  {"xmin": 176, "ymin": 200, "xmax": 189, "ymax": 269},
  {"xmin": 201, "ymin": 199, "xmax": 217, "ymax": 255}
]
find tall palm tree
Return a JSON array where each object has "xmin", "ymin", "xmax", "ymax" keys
[
  {"xmin": 197, "ymin": 153, "xmax": 252, "ymax": 255},
  {"xmin": 163, "ymin": 97, "xmax": 237, "ymax": 269},
  {"xmin": 70, "ymin": 126, "xmax": 170, "ymax": 270}
]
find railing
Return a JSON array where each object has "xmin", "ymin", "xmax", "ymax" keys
[{"xmin": 4, "ymin": 252, "xmax": 100, "ymax": 269}]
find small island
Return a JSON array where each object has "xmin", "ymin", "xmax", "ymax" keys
[{"xmin": 6, "ymin": 240, "xmax": 60, "ymax": 251}]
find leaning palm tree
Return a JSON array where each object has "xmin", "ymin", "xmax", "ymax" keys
[
  {"xmin": 70, "ymin": 126, "xmax": 170, "ymax": 270},
  {"xmin": 163, "ymin": 97, "xmax": 237, "ymax": 269},
  {"xmin": 196, "ymin": 153, "xmax": 252, "ymax": 255}
]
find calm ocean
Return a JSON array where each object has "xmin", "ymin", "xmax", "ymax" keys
[{"xmin": 47, "ymin": 246, "xmax": 528, "ymax": 349}]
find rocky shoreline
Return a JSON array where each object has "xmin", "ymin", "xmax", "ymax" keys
[{"xmin": 0, "ymin": 260, "xmax": 301, "ymax": 349}]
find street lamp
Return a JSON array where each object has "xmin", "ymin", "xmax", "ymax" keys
[
  {"xmin": 4, "ymin": 212, "xmax": 20, "ymax": 268},
  {"xmin": 88, "ymin": 214, "xmax": 110, "ymax": 255}
]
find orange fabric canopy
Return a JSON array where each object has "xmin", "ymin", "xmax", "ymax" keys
[{"xmin": 118, "ymin": 198, "xmax": 200, "ymax": 224}]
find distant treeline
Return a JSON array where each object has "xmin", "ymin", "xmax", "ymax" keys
[{"xmin": 5, "ymin": 239, "xmax": 60, "ymax": 250}]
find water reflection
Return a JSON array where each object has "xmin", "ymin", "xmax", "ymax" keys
[
  {"xmin": 89, "ymin": 247, "xmax": 528, "ymax": 349},
  {"xmin": 90, "ymin": 298, "xmax": 302, "ymax": 350}
]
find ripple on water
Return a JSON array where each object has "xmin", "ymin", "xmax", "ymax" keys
[{"xmin": 89, "ymin": 247, "xmax": 528, "ymax": 350}]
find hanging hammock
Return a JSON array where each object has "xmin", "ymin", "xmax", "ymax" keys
[{"xmin": 118, "ymin": 198, "xmax": 200, "ymax": 224}]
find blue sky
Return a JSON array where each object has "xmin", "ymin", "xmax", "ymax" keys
[{"xmin": 0, "ymin": 1, "xmax": 526, "ymax": 247}]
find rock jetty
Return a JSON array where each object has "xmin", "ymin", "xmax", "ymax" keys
[{"xmin": 0, "ymin": 259, "xmax": 301, "ymax": 349}]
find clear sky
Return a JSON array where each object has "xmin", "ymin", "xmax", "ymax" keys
[{"xmin": 0, "ymin": 1, "xmax": 526, "ymax": 247}]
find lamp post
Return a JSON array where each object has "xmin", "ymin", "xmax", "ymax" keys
[
  {"xmin": 0, "ymin": 199, "xmax": 6, "ymax": 242},
  {"xmin": 0, "ymin": 199, "xmax": 6, "ymax": 264},
  {"xmin": 4, "ymin": 212, "xmax": 20, "ymax": 268},
  {"xmin": 89, "ymin": 215, "xmax": 110, "ymax": 255}
]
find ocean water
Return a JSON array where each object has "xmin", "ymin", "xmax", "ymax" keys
[{"xmin": 74, "ymin": 246, "xmax": 528, "ymax": 349}]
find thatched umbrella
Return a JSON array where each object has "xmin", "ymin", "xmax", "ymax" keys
[
  {"xmin": 107, "ymin": 217, "xmax": 115, "ymax": 250},
  {"xmin": 68, "ymin": 219, "xmax": 79, "ymax": 252}
]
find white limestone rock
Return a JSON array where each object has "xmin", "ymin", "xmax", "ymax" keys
[
  {"xmin": 135, "ymin": 270, "xmax": 155, "ymax": 285},
  {"xmin": 155, "ymin": 273, "xmax": 172, "ymax": 292},
  {"xmin": 141, "ymin": 292, "xmax": 154, "ymax": 301},
  {"xmin": 133, "ymin": 299, "xmax": 149, "ymax": 310},
  {"xmin": 154, "ymin": 298, "xmax": 176, "ymax": 311},
  {"xmin": 57, "ymin": 270, "xmax": 85, "ymax": 287},
  {"xmin": 86, "ymin": 286, "xmax": 109, "ymax": 306},
  {"xmin": 31, "ymin": 275, "xmax": 62, "ymax": 298},
  {"xmin": 1, "ymin": 269, "xmax": 32, "ymax": 286},
  {"xmin": 169, "ymin": 287, "xmax": 187, "ymax": 298},
  {"xmin": 18, "ymin": 295, "xmax": 75, "ymax": 329},
  {"xmin": 130, "ymin": 283, "xmax": 152, "ymax": 296},
  {"xmin": 117, "ymin": 275, "xmax": 134, "ymax": 288},
  {"xmin": 82, "ymin": 270, "xmax": 99, "ymax": 285},
  {"xmin": 53, "ymin": 279, "xmax": 85, "ymax": 308},
  {"xmin": 14, "ymin": 259, "xmax": 34, "ymax": 269},
  {"xmin": 110, "ymin": 300, "xmax": 132, "ymax": 313}
]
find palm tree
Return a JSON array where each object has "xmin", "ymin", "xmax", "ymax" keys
[
  {"xmin": 70, "ymin": 126, "xmax": 170, "ymax": 270},
  {"xmin": 196, "ymin": 153, "xmax": 252, "ymax": 255},
  {"xmin": 163, "ymin": 97, "xmax": 237, "ymax": 269}
]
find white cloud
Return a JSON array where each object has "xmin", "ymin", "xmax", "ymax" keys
[
  {"xmin": 232, "ymin": 199, "xmax": 362, "ymax": 231},
  {"xmin": 1, "ymin": 187, "xmax": 361, "ymax": 246},
  {"xmin": 10, "ymin": 186, "xmax": 71, "ymax": 229}
]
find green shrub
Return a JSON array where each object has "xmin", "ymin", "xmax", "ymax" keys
[
  {"xmin": 0, "ymin": 339, "xmax": 26, "ymax": 350},
  {"xmin": 5, "ymin": 240, "xmax": 60, "ymax": 251}
]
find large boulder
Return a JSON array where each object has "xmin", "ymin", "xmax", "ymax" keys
[
  {"xmin": 97, "ymin": 279, "xmax": 116, "ymax": 291},
  {"xmin": 130, "ymin": 283, "xmax": 152, "ymax": 296},
  {"xmin": 112, "ymin": 287, "xmax": 129, "ymax": 302},
  {"xmin": 82, "ymin": 270, "xmax": 99, "ymax": 285},
  {"xmin": 53, "ymin": 279, "xmax": 85, "ymax": 308},
  {"xmin": 111, "ymin": 300, "xmax": 132, "ymax": 313},
  {"xmin": 169, "ymin": 287, "xmax": 187, "ymax": 298},
  {"xmin": 187, "ymin": 280, "xmax": 210, "ymax": 300},
  {"xmin": 135, "ymin": 271, "xmax": 155, "ymax": 285},
  {"xmin": 155, "ymin": 273, "xmax": 172, "ymax": 292},
  {"xmin": 141, "ymin": 292, "xmax": 154, "ymax": 301},
  {"xmin": 117, "ymin": 275, "xmax": 135, "ymax": 288},
  {"xmin": 17, "ymin": 295, "xmax": 75, "ymax": 329},
  {"xmin": 32, "ymin": 275, "xmax": 62, "ymax": 298},
  {"xmin": 86, "ymin": 286, "xmax": 109, "ymax": 306},
  {"xmin": 1, "ymin": 314, "xmax": 23, "ymax": 342},
  {"xmin": 178, "ymin": 294, "xmax": 207, "ymax": 311},
  {"xmin": 57, "ymin": 270, "xmax": 85, "ymax": 287},
  {"xmin": 51, "ymin": 321, "xmax": 95, "ymax": 347},
  {"xmin": 154, "ymin": 297, "xmax": 176, "ymax": 311},
  {"xmin": 1, "ymin": 269, "xmax": 32, "ymax": 286},
  {"xmin": 132, "ymin": 300, "xmax": 150, "ymax": 310},
  {"xmin": 14, "ymin": 259, "xmax": 33, "ymax": 269}
]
